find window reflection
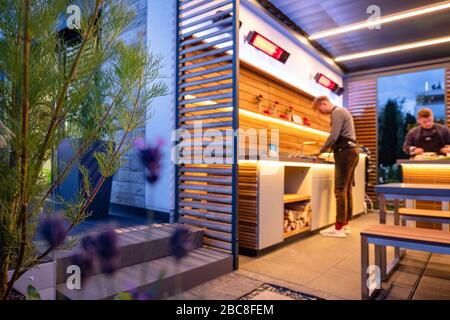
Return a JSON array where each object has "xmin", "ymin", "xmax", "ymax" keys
[{"xmin": 377, "ymin": 68, "xmax": 445, "ymax": 183}]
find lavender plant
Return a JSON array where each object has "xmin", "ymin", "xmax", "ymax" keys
[{"xmin": 0, "ymin": 0, "xmax": 167, "ymax": 300}]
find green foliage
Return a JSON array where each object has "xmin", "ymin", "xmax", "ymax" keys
[
  {"xmin": 79, "ymin": 165, "xmax": 91, "ymax": 197},
  {"xmin": 378, "ymin": 98, "xmax": 410, "ymax": 167},
  {"xmin": 377, "ymin": 98, "xmax": 413, "ymax": 184},
  {"xmin": 114, "ymin": 292, "xmax": 133, "ymax": 300},
  {"xmin": 0, "ymin": 0, "xmax": 167, "ymax": 299},
  {"xmin": 26, "ymin": 285, "xmax": 41, "ymax": 300}
]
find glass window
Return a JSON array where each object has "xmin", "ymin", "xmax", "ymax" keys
[{"xmin": 377, "ymin": 68, "xmax": 445, "ymax": 183}]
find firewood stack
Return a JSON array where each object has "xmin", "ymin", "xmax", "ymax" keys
[{"xmin": 283, "ymin": 202, "xmax": 312, "ymax": 233}]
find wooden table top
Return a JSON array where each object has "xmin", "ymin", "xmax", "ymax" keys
[
  {"xmin": 375, "ymin": 183, "xmax": 450, "ymax": 196},
  {"xmin": 361, "ymin": 224, "xmax": 450, "ymax": 246}
]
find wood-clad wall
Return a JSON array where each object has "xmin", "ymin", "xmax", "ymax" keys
[
  {"xmin": 239, "ymin": 63, "xmax": 330, "ymax": 156},
  {"xmin": 237, "ymin": 64, "xmax": 331, "ymax": 250},
  {"xmin": 447, "ymin": 68, "xmax": 450, "ymax": 128},
  {"xmin": 345, "ymin": 79, "xmax": 377, "ymax": 201},
  {"xmin": 239, "ymin": 64, "xmax": 330, "ymax": 131},
  {"xmin": 238, "ymin": 163, "xmax": 258, "ymax": 249}
]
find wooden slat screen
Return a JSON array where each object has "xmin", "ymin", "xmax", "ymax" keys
[
  {"xmin": 176, "ymin": 0, "xmax": 237, "ymax": 254},
  {"xmin": 346, "ymin": 79, "xmax": 377, "ymax": 201},
  {"xmin": 238, "ymin": 162, "xmax": 258, "ymax": 249}
]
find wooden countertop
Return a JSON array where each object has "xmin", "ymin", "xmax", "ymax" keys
[{"xmin": 239, "ymin": 156, "xmax": 332, "ymax": 165}]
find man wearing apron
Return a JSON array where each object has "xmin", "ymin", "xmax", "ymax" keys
[
  {"xmin": 403, "ymin": 108, "xmax": 450, "ymax": 156},
  {"xmin": 312, "ymin": 96, "xmax": 359, "ymax": 238}
]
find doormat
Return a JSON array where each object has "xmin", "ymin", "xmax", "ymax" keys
[{"xmin": 238, "ymin": 283, "xmax": 323, "ymax": 300}]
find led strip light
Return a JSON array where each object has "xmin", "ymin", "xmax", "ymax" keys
[{"xmin": 309, "ymin": 1, "xmax": 450, "ymax": 40}]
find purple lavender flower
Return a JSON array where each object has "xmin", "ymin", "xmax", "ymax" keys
[
  {"xmin": 95, "ymin": 228, "xmax": 119, "ymax": 260},
  {"xmin": 170, "ymin": 226, "xmax": 194, "ymax": 262},
  {"xmin": 38, "ymin": 215, "xmax": 68, "ymax": 249},
  {"xmin": 71, "ymin": 251, "xmax": 94, "ymax": 281},
  {"xmin": 134, "ymin": 137, "xmax": 163, "ymax": 185},
  {"xmin": 133, "ymin": 291, "xmax": 154, "ymax": 300},
  {"xmin": 95, "ymin": 228, "xmax": 120, "ymax": 276},
  {"xmin": 99, "ymin": 258, "xmax": 120, "ymax": 276},
  {"xmin": 81, "ymin": 234, "xmax": 97, "ymax": 256}
]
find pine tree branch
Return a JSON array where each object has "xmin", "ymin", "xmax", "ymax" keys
[
  {"xmin": 33, "ymin": 0, "xmax": 103, "ymax": 183},
  {"xmin": 54, "ymin": 32, "xmax": 123, "ymax": 132},
  {"xmin": 20, "ymin": 76, "xmax": 145, "ymax": 279},
  {"xmin": 36, "ymin": 88, "xmax": 123, "ymax": 210},
  {"xmin": 3, "ymin": 0, "xmax": 31, "ymax": 300}
]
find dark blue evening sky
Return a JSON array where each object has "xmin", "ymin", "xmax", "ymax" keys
[{"xmin": 377, "ymin": 68, "xmax": 445, "ymax": 116}]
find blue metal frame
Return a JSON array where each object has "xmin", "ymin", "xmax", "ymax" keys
[
  {"xmin": 174, "ymin": 0, "xmax": 181, "ymax": 223},
  {"xmin": 367, "ymin": 237, "xmax": 450, "ymax": 255},
  {"xmin": 174, "ymin": 0, "xmax": 240, "ymax": 269},
  {"xmin": 231, "ymin": 0, "xmax": 240, "ymax": 270}
]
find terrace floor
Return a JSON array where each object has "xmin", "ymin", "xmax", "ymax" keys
[{"xmin": 180, "ymin": 212, "xmax": 450, "ymax": 300}]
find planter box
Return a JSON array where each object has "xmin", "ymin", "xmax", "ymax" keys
[
  {"xmin": 8, "ymin": 261, "xmax": 56, "ymax": 300},
  {"xmin": 57, "ymin": 138, "xmax": 113, "ymax": 219}
]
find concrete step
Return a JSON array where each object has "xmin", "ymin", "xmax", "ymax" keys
[
  {"xmin": 56, "ymin": 247, "xmax": 233, "ymax": 300},
  {"xmin": 54, "ymin": 223, "xmax": 203, "ymax": 284}
]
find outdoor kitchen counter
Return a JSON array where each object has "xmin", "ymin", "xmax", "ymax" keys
[
  {"xmin": 397, "ymin": 159, "xmax": 450, "ymax": 165},
  {"xmin": 238, "ymin": 155, "xmax": 366, "ymax": 255},
  {"xmin": 397, "ymin": 159, "xmax": 450, "ymax": 185},
  {"xmin": 397, "ymin": 159, "xmax": 450, "ymax": 224}
]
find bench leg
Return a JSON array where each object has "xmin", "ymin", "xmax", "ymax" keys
[
  {"xmin": 399, "ymin": 218, "xmax": 407, "ymax": 257},
  {"xmin": 393, "ymin": 199, "xmax": 401, "ymax": 261},
  {"xmin": 442, "ymin": 201, "xmax": 449, "ymax": 232},
  {"xmin": 375, "ymin": 244, "xmax": 387, "ymax": 282},
  {"xmin": 379, "ymin": 194, "xmax": 386, "ymax": 224},
  {"xmin": 361, "ymin": 236, "xmax": 370, "ymax": 300}
]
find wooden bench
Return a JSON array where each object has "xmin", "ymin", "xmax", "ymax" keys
[
  {"xmin": 398, "ymin": 208, "xmax": 450, "ymax": 231},
  {"xmin": 374, "ymin": 183, "xmax": 450, "ymax": 280},
  {"xmin": 360, "ymin": 224, "xmax": 450, "ymax": 300}
]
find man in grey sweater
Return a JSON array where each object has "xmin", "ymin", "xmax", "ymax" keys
[{"xmin": 312, "ymin": 96, "xmax": 359, "ymax": 238}]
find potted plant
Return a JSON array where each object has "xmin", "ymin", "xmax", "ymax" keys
[{"xmin": 255, "ymin": 94, "xmax": 263, "ymax": 113}]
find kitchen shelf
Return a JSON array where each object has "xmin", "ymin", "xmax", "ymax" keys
[
  {"xmin": 283, "ymin": 226, "xmax": 311, "ymax": 239},
  {"xmin": 239, "ymin": 108, "xmax": 329, "ymax": 138},
  {"xmin": 283, "ymin": 194, "xmax": 311, "ymax": 203}
]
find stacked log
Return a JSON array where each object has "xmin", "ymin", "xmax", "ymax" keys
[{"xmin": 283, "ymin": 202, "xmax": 312, "ymax": 233}]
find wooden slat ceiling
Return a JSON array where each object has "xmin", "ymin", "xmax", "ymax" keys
[{"xmin": 259, "ymin": 0, "xmax": 450, "ymax": 72}]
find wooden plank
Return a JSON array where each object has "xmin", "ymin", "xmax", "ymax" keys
[
  {"xmin": 179, "ymin": 208, "xmax": 232, "ymax": 222},
  {"xmin": 180, "ymin": 175, "xmax": 232, "ymax": 185},
  {"xmin": 180, "ymin": 216, "xmax": 232, "ymax": 233},
  {"xmin": 283, "ymin": 194, "xmax": 311, "ymax": 203},
  {"xmin": 283, "ymin": 226, "xmax": 310, "ymax": 239},
  {"xmin": 179, "ymin": 191, "xmax": 232, "ymax": 204},
  {"xmin": 361, "ymin": 224, "xmax": 450, "ymax": 245},
  {"xmin": 238, "ymin": 162, "xmax": 258, "ymax": 250},
  {"xmin": 399, "ymin": 208, "xmax": 450, "ymax": 219},
  {"xmin": 180, "ymin": 200, "xmax": 232, "ymax": 214}
]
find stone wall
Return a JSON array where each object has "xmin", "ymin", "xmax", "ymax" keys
[{"xmin": 110, "ymin": 0, "xmax": 148, "ymax": 209}]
